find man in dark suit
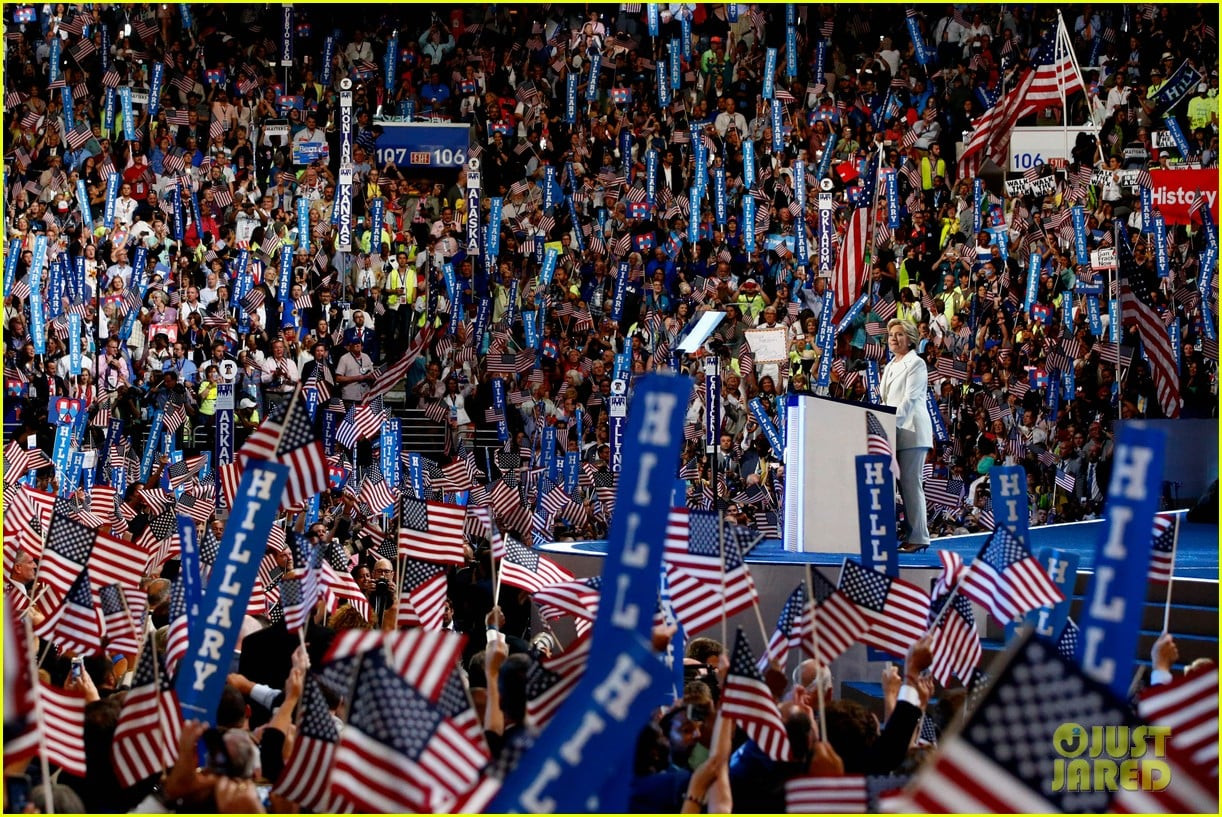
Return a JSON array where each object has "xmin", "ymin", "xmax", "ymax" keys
[
  {"xmin": 309, "ymin": 288, "xmax": 344, "ymax": 335},
  {"xmin": 340, "ymin": 309, "xmax": 380, "ymax": 363},
  {"xmin": 660, "ymin": 149, "xmax": 685, "ymax": 193}
]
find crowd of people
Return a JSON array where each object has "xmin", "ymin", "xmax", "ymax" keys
[{"xmin": 3, "ymin": 2, "xmax": 1218, "ymax": 813}]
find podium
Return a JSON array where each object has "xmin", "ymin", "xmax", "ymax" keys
[{"xmin": 783, "ymin": 393, "xmax": 897, "ymax": 554}]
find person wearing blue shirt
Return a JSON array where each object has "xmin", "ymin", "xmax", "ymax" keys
[{"xmin": 420, "ymin": 71, "xmax": 451, "ymax": 112}]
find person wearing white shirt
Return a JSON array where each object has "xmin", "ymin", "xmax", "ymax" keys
[
  {"xmin": 343, "ymin": 30, "xmax": 374, "ymax": 67},
  {"xmin": 291, "ymin": 114, "xmax": 325, "ymax": 153},
  {"xmin": 880, "ymin": 320, "xmax": 933, "ymax": 552},
  {"xmin": 113, "ymin": 181, "xmax": 137, "ymax": 227},
  {"xmin": 1104, "ymin": 76, "xmax": 1132, "ymax": 118},
  {"xmin": 105, "ymin": 249, "xmax": 133, "ymax": 290}
]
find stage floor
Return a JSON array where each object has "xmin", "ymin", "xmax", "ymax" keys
[{"xmin": 537, "ymin": 512, "xmax": 1220, "ymax": 580}]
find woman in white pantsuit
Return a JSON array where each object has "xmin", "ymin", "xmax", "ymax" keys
[{"xmin": 879, "ymin": 319, "xmax": 933, "ymax": 552}]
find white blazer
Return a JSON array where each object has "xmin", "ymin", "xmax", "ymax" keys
[{"xmin": 879, "ymin": 350, "xmax": 933, "ymax": 450}]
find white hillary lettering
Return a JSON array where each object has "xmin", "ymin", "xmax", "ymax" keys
[
  {"xmin": 247, "ymin": 467, "xmax": 278, "ymax": 500},
  {"xmin": 638, "ymin": 393, "xmax": 676, "ymax": 445},
  {"xmin": 199, "ymin": 629, "xmax": 225, "ymax": 661},
  {"xmin": 620, "ymin": 513, "xmax": 648, "ymax": 569},
  {"xmin": 633, "ymin": 453, "xmax": 657, "ymax": 505},
  {"xmin": 1101, "ymin": 506, "xmax": 1133, "ymax": 560},
  {"xmin": 560, "ymin": 710, "xmax": 606, "ymax": 765},
  {"xmin": 593, "ymin": 653, "xmax": 653, "ymax": 721},
  {"xmin": 610, "ymin": 573, "xmax": 639, "ymax": 630},
  {"xmin": 1087, "ymin": 566, "xmax": 1126, "ymax": 622},
  {"xmin": 191, "ymin": 659, "xmax": 219, "ymax": 691},
  {"xmin": 869, "ymin": 487, "xmax": 882, "ymax": 511},
  {"xmin": 862, "ymin": 460, "xmax": 885, "ymax": 485},
  {"xmin": 1035, "ymin": 608, "xmax": 1054, "ymax": 637},
  {"xmin": 518, "ymin": 759, "xmax": 563, "ymax": 813},
  {"xmin": 208, "ymin": 596, "xmax": 235, "ymax": 630},
  {"xmin": 1045, "ymin": 555, "xmax": 1070, "ymax": 585},
  {"xmin": 1080, "ymin": 626, "xmax": 1115, "ymax": 684},
  {"xmin": 1108, "ymin": 444, "xmax": 1153, "ymax": 500}
]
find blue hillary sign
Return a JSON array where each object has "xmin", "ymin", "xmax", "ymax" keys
[
  {"xmin": 1076, "ymin": 426, "xmax": 1165, "ymax": 699},
  {"xmin": 855, "ymin": 455, "xmax": 896, "ymax": 580}
]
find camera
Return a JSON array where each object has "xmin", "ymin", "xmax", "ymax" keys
[{"xmin": 372, "ymin": 578, "xmax": 395, "ymax": 620}]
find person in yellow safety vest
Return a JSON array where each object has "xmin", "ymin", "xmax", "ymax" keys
[
  {"xmin": 735, "ymin": 278, "xmax": 767, "ymax": 325},
  {"xmin": 920, "ymin": 143, "xmax": 947, "ymax": 190},
  {"xmin": 1187, "ymin": 82, "xmax": 1218, "ymax": 132},
  {"xmin": 386, "ymin": 249, "xmax": 417, "ymax": 310}
]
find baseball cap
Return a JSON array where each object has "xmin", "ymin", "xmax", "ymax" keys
[{"xmin": 239, "ymin": 398, "xmax": 256, "ymax": 409}]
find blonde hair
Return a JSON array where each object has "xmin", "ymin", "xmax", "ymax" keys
[{"xmin": 886, "ymin": 318, "xmax": 919, "ymax": 349}]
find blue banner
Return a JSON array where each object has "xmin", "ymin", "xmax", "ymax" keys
[
  {"xmin": 1086, "ymin": 295, "xmax": 1102, "ymax": 336},
  {"xmin": 610, "ymin": 261, "xmax": 629, "ymax": 322},
  {"xmin": 1024, "ymin": 252, "xmax": 1041, "ymax": 312},
  {"xmin": 120, "ymin": 86, "xmax": 135, "ymax": 142},
  {"xmin": 408, "ymin": 452, "xmax": 424, "ymax": 499},
  {"xmin": 564, "ymin": 72, "xmax": 578, "ymax": 124},
  {"xmin": 989, "ymin": 465, "xmax": 1029, "ymax": 541},
  {"xmin": 906, "ymin": 13, "xmax": 931, "ymax": 65},
  {"xmin": 647, "ymin": 4, "xmax": 659, "ymax": 36},
  {"xmin": 61, "ymin": 84, "xmax": 74, "ymax": 130},
  {"xmin": 815, "ymin": 132, "xmax": 836, "ymax": 181},
  {"xmin": 177, "ymin": 516, "xmax": 203, "ymax": 635},
  {"xmin": 1152, "ymin": 213, "xmax": 1169, "ymax": 277},
  {"xmin": 864, "ymin": 359, "xmax": 881, "ymax": 404},
  {"xmin": 645, "ymin": 149, "xmax": 658, "ymax": 207},
  {"xmin": 973, "ymin": 178, "xmax": 983, "ymax": 235},
  {"xmin": 49, "ymin": 36, "xmax": 61, "ymax": 84},
  {"xmin": 522, "ymin": 310, "xmax": 538, "ymax": 350},
  {"xmin": 372, "ymin": 122, "xmax": 469, "ymax": 169},
  {"xmin": 1140, "ymin": 186, "xmax": 1153, "ymax": 232},
  {"xmin": 763, "ymin": 48, "xmax": 777, "ymax": 99},
  {"xmin": 491, "ymin": 377, "xmax": 509, "ymax": 443},
  {"xmin": 139, "ymin": 408, "xmax": 164, "ymax": 482},
  {"xmin": 29, "ymin": 235, "xmax": 47, "ymax": 354},
  {"xmin": 835, "ymin": 293, "xmax": 870, "ymax": 337},
  {"xmin": 668, "ymin": 40, "xmax": 680, "ymax": 89},
  {"xmin": 1014, "ymin": 548, "xmax": 1078, "ymax": 643},
  {"xmin": 542, "ymin": 426, "xmax": 557, "ymax": 482},
  {"xmin": 688, "ymin": 186, "xmax": 701, "ymax": 245},
  {"xmin": 563, "ymin": 451, "xmax": 580, "ymax": 495},
  {"xmin": 379, "ymin": 418, "xmax": 402, "ymax": 494},
  {"xmin": 383, "ymin": 35, "xmax": 398, "ymax": 91},
  {"xmin": 926, "ymin": 389, "xmax": 949, "ymax": 442},
  {"xmin": 3, "ymin": 239, "xmax": 21, "ymax": 296},
  {"xmin": 814, "ymin": 39, "xmax": 827, "ymax": 81},
  {"xmin": 748, "ymin": 398, "xmax": 784, "ymax": 458},
  {"xmin": 103, "ymin": 86, "xmax": 116, "ymax": 135},
  {"xmin": 68, "ymin": 313, "xmax": 82, "ymax": 374},
  {"xmin": 771, "ymin": 100, "xmax": 784, "ymax": 152},
  {"xmin": 786, "ymin": 24, "xmax": 797, "ymax": 77},
  {"xmin": 1152, "ymin": 60, "xmax": 1202, "ymax": 112},
  {"xmin": 1168, "ymin": 318, "xmax": 1181, "ymax": 365},
  {"xmin": 855, "ymin": 455, "xmax": 896, "ymax": 581},
  {"xmin": 1075, "ymin": 426, "xmax": 1166, "ymax": 699},
  {"xmin": 176, "ymin": 460, "xmax": 290, "ymax": 723},
  {"xmin": 741, "ymin": 137, "xmax": 755, "ymax": 188},
  {"xmin": 885, "ymin": 169, "xmax": 899, "ymax": 229},
  {"xmin": 148, "ymin": 62, "xmax": 164, "ymax": 119},
  {"xmin": 1062, "ymin": 297, "xmax": 1074, "ymax": 331},
  {"xmin": 680, "ymin": 15, "xmax": 691, "ymax": 60},
  {"xmin": 103, "ymin": 172, "xmax": 120, "ymax": 228},
  {"xmin": 586, "ymin": 54, "xmax": 601, "ymax": 101},
  {"xmin": 713, "ymin": 168, "xmax": 727, "ymax": 227},
  {"xmin": 491, "ymin": 374, "xmax": 689, "ymax": 813},
  {"xmin": 656, "ymin": 62, "xmax": 669, "ymax": 107},
  {"xmin": 367, "ymin": 197, "xmax": 385, "ymax": 255},
  {"xmin": 320, "ymin": 35, "xmax": 335, "ymax": 87},
  {"xmin": 487, "ymin": 196, "xmax": 503, "ymax": 258},
  {"xmin": 743, "ymin": 196, "xmax": 756, "ymax": 254},
  {"xmin": 1162, "ymin": 114, "xmax": 1191, "ymax": 157},
  {"xmin": 1071, "ymin": 206, "xmax": 1089, "ymax": 265}
]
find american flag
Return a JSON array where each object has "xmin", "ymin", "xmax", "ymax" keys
[
  {"xmin": 905, "ymin": 633, "xmax": 1133, "ymax": 813},
  {"xmin": 1119, "ymin": 224, "xmax": 1180, "ymax": 417},
  {"xmin": 837, "ymin": 559, "xmax": 930, "ymax": 658},
  {"xmin": 36, "ymin": 683, "xmax": 89, "ymax": 777},
  {"xmin": 486, "ymin": 352, "xmax": 536, "ymax": 375},
  {"xmin": 100, "ymin": 583, "xmax": 141, "ymax": 655},
  {"xmin": 498, "ymin": 537, "xmax": 573, "ymax": 595},
  {"xmin": 958, "ymin": 527, "xmax": 1064, "ymax": 624},
  {"xmin": 331, "ymin": 651, "xmax": 487, "ymax": 812},
  {"xmin": 526, "ymin": 633, "xmax": 592, "ymax": 727},
  {"xmin": 166, "ymin": 453, "xmax": 207, "ymax": 490},
  {"xmin": 721, "ymin": 628, "xmax": 792, "ymax": 762},
  {"xmin": 928, "ymin": 592, "xmax": 982, "ymax": 687},
  {"xmin": 533, "ymin": 576, "xmax": 600, "ymax": 627},
  {"xmin": 398, "ymin": 498, "xmax": 467, "ymax": 566},
  {"xmin": 111, "ymin": 639, "xmax": 181, "ymax": 787},
  {"xmin": 1054, "ymin": 468, "xmax": 1076, "ymax": 493},
  {"xmin": 786, "ymin": 776, "xmax": 868, "ymax": 813},
  {"xmin": 66, "ymin": 123, "xmax": 93, "ymax": 150},
  {"xmin": 236, "ymin": 391, "xmax": 327, "ymax": 507},
  {"xmin": 162, "ymin": 580, "xmax": 189, "ymax": 674},
  {"xmin": 3, "ymin": 441, "xmax": 51, "ymax": 485},
  {"xmin": 834, "ymin": 206, "xmax": 871, "ymax": 311},
  {"xmin": 663, "ymin": 509, "xmax": 760, "ymax": 634},
  {"xmin": 1137, "ymin": 667, "xmax": 1218, "ymax": 773},
  {"xmin": 161, "ymin": 399, "xmax": 188, "ymax": 436},
  {"xmin": 363, "ymin": 327, "xmax": 435, "ymax": 404},
  {"xmin": 357, "ymin": 468, "xmax": 397, "ymax": 514},
  {"xmin": 36, "ymin": 511, "xmax": 95, "ymax": 601},
  {"xmin": 1147, "ymin": 512, "xmax": 1178, "ymax": 583},
  {"xmin": 395, "ymin": 557, "xmax": 449, "ymax": 630},
  {"xmin": 865, "ymin": 411, "xmax": 901, "ymax": 480},
  {"xmin": 760, "ymin": 583, "xmax": 810, "ymax": 672},
  {"xmin": 805, "ymin": 567, "xmax": 869, "ymax": 667},
  {"xmin": 273, "ymin": 675, "xmax": 347, "ymax": 812},
  {"xmin": 36, "ymin": 569, "xmax": 103, "ymax": 656}
]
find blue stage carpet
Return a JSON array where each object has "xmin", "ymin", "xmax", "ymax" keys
[{"xmin": 543, "ymin": 512, "xmax": 1218, "ymax": 580}]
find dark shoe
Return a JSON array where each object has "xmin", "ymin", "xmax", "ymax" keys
[{"xmin": 898, "ymin": 542, "xmax": 929, "ymax": 554}]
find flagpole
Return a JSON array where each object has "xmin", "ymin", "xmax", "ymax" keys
[
  {"xmin": 717, "ymin": 510, "xmax": 728, "ymax": 649},
  {"xmin": 803, "ymin": 563, "xmax": 827, "ymax": 742},
  {"xmin": 1161, "ymin": 516, "xmax": 1180, "ymax": 633},
  {"xmin": 22, "ymin": 613, "xmax": 56, "ymax": 815},
  {"xmin": 1056, "ymin": 10, "xmax": 1106, "ymax": 166}
]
